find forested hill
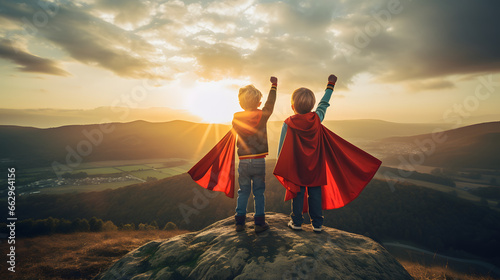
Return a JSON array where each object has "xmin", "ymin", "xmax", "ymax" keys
[
  {"xmin": 9, "ymin": 161, "xmax": 500, "ymax": 265},
  {"xmin": 379, "ymin": 121, "xmax": 500, "ymax": 168},
  {"xmin": 0, "ymin": 120, "xmax": 230, "ymax": 167}
]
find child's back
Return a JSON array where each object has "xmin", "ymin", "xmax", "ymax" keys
[
  {"xmin": 232, "ymin": 78, "xmax": 277, "ymax": 233},
  {"xmin": 274, "ymin": 75, "xmax": 381, "ymax": 232}
]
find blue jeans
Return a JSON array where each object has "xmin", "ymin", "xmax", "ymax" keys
[
  {"xmin": 291, "ymin": 186, "xmax": 324, "ymax": 228},
  {"xmin": 236, "ymin": 158, "xmax": 266, "ymax": 217}
]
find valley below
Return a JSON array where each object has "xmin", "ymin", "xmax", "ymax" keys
[{"xmin": 1, "ymin": 119, "xmax": 499, "ymax": 279}]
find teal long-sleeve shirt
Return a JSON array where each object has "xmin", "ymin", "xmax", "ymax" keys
[{"xmin": 277, "ymin": 84, "xmax": 334, "ymax": 156}]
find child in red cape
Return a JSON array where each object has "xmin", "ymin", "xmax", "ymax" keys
[
  {"xmin": 273, "ymin": 74, "xmax": 381, "ymax": 232},
  {"xmin": 189, "ymin": 77, "xmax": 277, "ymax": 233}
]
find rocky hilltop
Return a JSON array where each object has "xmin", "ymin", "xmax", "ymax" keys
[{"xmin": 96, "ymin": 213, "xmax": 413, "ymax": 280}]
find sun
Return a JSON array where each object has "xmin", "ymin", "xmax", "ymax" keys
[{"xmin": 186, "ymin": 80, "xmax": 244, "ymax": 123}]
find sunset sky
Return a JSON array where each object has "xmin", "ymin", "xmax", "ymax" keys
[{"xmin": 1, "ymin": 0, "xmax": 499, "ymax": 124}]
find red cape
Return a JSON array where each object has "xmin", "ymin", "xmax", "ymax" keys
[
  {"xmin": 188, "ymin": 130, "xmax": 236, "ymax": 198},
  {"xmin": 188, "ymin": 111, "xmax": 263, "ymax": 198},
  {"xmin": 273, "ymin": 112, "xmax": 381, "ymax": 212}
]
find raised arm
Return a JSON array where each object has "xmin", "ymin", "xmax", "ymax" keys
[
  {"xmin": 262, "ymin": 76, "xmax": 277, "ymax": 115},
  {"xmin": 277, "ymin": 122, "xmax": 287, "ymax": 157},
  {"xmin": 315, "ymin": 74, "xmax": 337, "ymax": 122}
]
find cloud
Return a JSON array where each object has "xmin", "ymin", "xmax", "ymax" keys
[
  {"xmin": 0, "ymin": 0, "xmax": 499, "ymax": 91},
  {"xmin": 95, "ymin": 0, "xmax": 151, "ymax": 25},
  {"xmin": 0, "ymin": 0, "xmax": 162, "ymax": 79},
  {"xmin": 0, "ymin": 39, "xmax": 69, "ymax": 76},
  {"xmin": 407, "ymin": 79, "xmax": 455, "ymax": 92},
  {"xmin": 192, "ymin": 43, "xmax": 245, "ymax": 80},
  {"xmin": 145, "ymin": 0, "xmax": 500, "ymax": 91},
  {"xmin": 333, "ymin": 0, "xmax": 500, "ymax": 85}
]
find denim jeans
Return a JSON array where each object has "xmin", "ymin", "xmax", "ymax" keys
[
  {"xmin": 236, "ymin": 158, "xmax": 266, "ymax": 217},
  {"xmin": 291, "ymin": 186, "xmax": 324, "ymax": 228}
]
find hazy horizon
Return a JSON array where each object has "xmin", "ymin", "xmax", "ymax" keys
[{"xmin": 1, "ymin": 106, "xmax": 500, "ymax": 128}]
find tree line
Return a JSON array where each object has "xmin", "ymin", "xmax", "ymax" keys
[{"xmin": 0, "ymin": 217, "xmax": 178, "ymax": 238}]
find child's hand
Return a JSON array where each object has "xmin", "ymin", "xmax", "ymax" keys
[
  {"xmin": 328, "ymin": 74, "xmax": 337, "ymax": 84},
  {"xmin": 270, "ymin": 76, "xmax": 278, "ymax": 84}
]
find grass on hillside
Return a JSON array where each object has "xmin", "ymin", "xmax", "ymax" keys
[
  {"xmin": 0, "ymin": 231, "xmax": 497, "ymax": 280},
  {"xmin": 0, "ymin": 230, "xmax": 188, "ymax": 280}
]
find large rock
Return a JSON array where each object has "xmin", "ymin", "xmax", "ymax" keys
[{"xmin": 96, "ymin": 213, "xmax": 413, "ymax": 280}]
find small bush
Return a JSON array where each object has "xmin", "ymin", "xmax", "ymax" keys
[
  {"xmin": 102, "ymin": 221, "xmax": 118, "ymax": 231},
  {"xmin": 120, "ymin": 223, "xmax": 135, "ymax": 231},
  {"xmin": 163, "ymin": 222, "xmax": 178, "ymax": 231}
]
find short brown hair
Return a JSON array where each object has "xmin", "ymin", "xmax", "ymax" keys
[
  {"xmin": 292, "ymin": 87, "xmax": 315, "ymax": 114},
  {"xmin": 238, "ymin": 85, "xmax": 262, "ymax": 110}
]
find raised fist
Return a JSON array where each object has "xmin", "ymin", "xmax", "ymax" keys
[
  {"xmin": 270, "ymin": 76, "xmax": 278, "ymax": 84},
  {"xmin": 328, "ymin": 74, "xmax": 337, "ymax": 83}
]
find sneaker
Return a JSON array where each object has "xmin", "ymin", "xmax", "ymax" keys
[
  {"xmin": 313, "ymin": 226, "xmax": 322, "ymax": 233},
  {"xmin": 288, "ymin": 220, "xmax": 302, "ymax": 231}
]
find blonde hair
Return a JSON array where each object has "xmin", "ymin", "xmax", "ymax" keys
[
  {"xmin": 291, "ymin": 87, "xmax": 315, "ymax": 114},
  {"xmin": 238, "ymin": 85, "xmax": 262, "ymax": 110}
]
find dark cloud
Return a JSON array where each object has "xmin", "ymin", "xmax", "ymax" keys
[
  {"xmin": 386, "ymin": 0, "xmax": 500, "ymax": 81},
  {"xmin": 0, "ymin": 0, "xmax": 161, "ymax": 79},
  {"xmin": 0, "ymin": 39, "xmax": 69, "ymax": 76},
  {"xmin": 336, "ymin": 0, "xmax": 500, "ymax": 84}
]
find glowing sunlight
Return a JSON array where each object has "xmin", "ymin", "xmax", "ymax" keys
[{"xmin": 186, "ymin": 80, "xmax": 245, "ymax": 124}]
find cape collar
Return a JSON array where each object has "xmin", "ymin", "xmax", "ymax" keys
[
  {"xmin": 232, "ymin": 110, "xmax": 263, "ymax": 136},
  {"xmin": 285, "ymin": 112, "xmax": 320, "ymax": 133}
]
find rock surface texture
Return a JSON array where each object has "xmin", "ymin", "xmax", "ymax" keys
[{"xmin": 96, "ymin": 212, "xmax": 413, "ymax": 280}]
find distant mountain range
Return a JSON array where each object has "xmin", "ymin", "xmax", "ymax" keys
[
  {"xmin": 0, "ymin": 107, "xmax": 202, "ymax": 128},
  {"xmin": 0, "ymin": 119, "xmax": 498, "ymax": 169},
  {"xmin": 378, "ymin": 121, "xmax": 500, "ymax": 169},
  {"xmin": 2, "ymin": 107, "xmax": 499, "ymax": 129},
  {"xmin": 0, "ymin": 120, "xmax": 229, "ymax": 168},
  {"xmin": 0, "ymin": 119, "xmax": 454, "ymax": 165}
]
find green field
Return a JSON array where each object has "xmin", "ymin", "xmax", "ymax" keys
[
  {"xmin": 156, "ymin": 168, "xmax": 183, "ymax": 176},
  {"xmin": 36, "ymin": 181, "xmax": 141, "ymax": 195},
  {"xmin": 115, "ymin": 164, "xmax": 151, "ymax": 172},
  {"xmin": 129, "ymin": 170, "xmax": 169, "ymax": 180},
  {"xmin": 157, "ymin": 163, "xmax": 192, "ymax": 176},
  {"xmin": 64, "ymin": 160, "xmax": 193, "ymax": 178},
  {"xmin": 145, "ymin": 160, "xmax": 189, "ymax": 169},
  {"xmin": 145, "ymin": 163, "xmax": 169, "ymax": 168},
  {"xmin": 71, "ymin": 167, "xmax": 122, "ymax": 175},
  {"xmin": 13, "ymin": 159, "xmax": 194, "ymax": 195}
]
